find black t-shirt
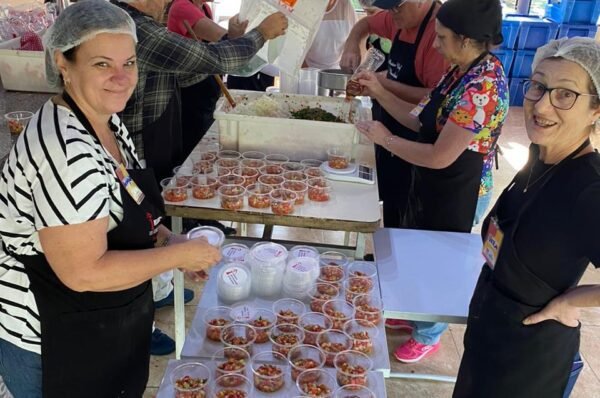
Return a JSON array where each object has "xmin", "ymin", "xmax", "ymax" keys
[{"xmin": 483, "ymin": 148, "xmax": 600, "ymax": 295}]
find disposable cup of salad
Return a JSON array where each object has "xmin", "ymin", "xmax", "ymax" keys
[
  {"xmin": 343, "ymin": 279, "xmax": 373, "ymax": 305},
  {"xmin": 191, "ymin": 151, "xmax": 216, "ymax": 174},
  {"xmin": 281, "ymin": 162, "xmax": 305, "ymax": 172},
  {"xmin": 220, "ymin": 323, "xmax": 257, "ymax": 356},
  {"xmin": 347, "ymin": 261, "xmax": 377, "ymax": 280},
  {"xmin": 170, "ymin": 362, "xmax": 210, "ymax": 398},
  {"xmin": 319, "ymin": 251, "xmax": 349, "ymax": 269},
  {"xmin": 246, "ymin": 183, "xmax": 272, "ymax": 209},
  {"xmin": 283, "ymin": 180, "xmax": 308, "ymax": 205},
  {"xmin": 304, "ymin": 167, "xmax": 324, "ymax": 179},
  {"xmin": 353, "ymin": 294, "xmax": 383, "ymax": 326},
  {"xmin": 216, "ymin": 166, "xmax": 232, "ymax": 179},
  {"xmin": 288, "ymin": 344, "xmax": 326, "ymax": 381},
  {"xmin": 343, "ymin": 319, "xmax": 379, "ymax": 355},
  {"xmin": 211, "ymin": 347, "xmax": 250, "ymax": 387},
  {"xmin": 327, "ymin": 147, "xmax": 350, "ymax": 170},
  {"xmin": 191, "ymin": 174, "xmax": 218, "ymax": 200},
  {"xmin": 296, "ymin": 368, "xmax": 336, "ymax": 398},
  {"xmin": 212, "ymin": 374, "xmax": 252, "ymax": 398},
  {"xmin": 258, "ymin": 174, "xmax": 284, "ymax": 190},
  {"xmin": 273, "ymin": 298, "xmax": 306, "ymax": 327},
  {"xmin": 334, "ymin": 350, "xmax": 373, "ymax": 389},
  {"xmin": 283, "ymin": 170, "xmax": 308, "ymax": 182},
  {"xmin": 322, "ymin": 299, "xmax": 355, "ymax": 331},
  {"xmin": 300, "ymin": 159, "xmax": 323, "ymax": 168},
  {"xmin": 218, "ymin": 184, "xmax": 245, "ymax": 211},
  {"xmin": 251, "ymin": 350, "xmax": 288, "ymax": 393},
  {"xmin": 270, "ymin": 188, "xmax": 297, "ymax": 215},
  {"xmin": 216, "ymin": 158, "xmax": 240, "ymax": 172},
  {"xmin": 316, "ymin": 329, "xmax": 352, "ymax": 367},
  {"xmin": 240, "ymin": 158, "xmax": 265, "ymax": 169},
  {"xmin": 241, "ymin": 150, "xmax": 266, "ymax": 161},
  {"xmin": 217, "ymin": 150, "xmax": 241, "ymax": 160},
  {"xmin": 218, "ymin": 174, "xmax": 245, "ymax": 187},
  {"xmin": 269, "ymin": 323, "xmax": 305, "ymax": 358},
  {"xmin": 307, "ymin": 178, "xmax": 333, "ymax": 202},
  {"xmin": 308, "ymin": 282, "xmax": 340, "ymax": 313},
  {"xmin": 333, "ymin": 384, "xmax": 376, "ymax": 398},
  {"xmin": 265, "ymin": 153, "xmax": 289, "ymax": 164},
  {"xmin": 4, "ymin": 111, "xmax": 33, "ymax": 135},
  {"xmin": 233, "ymin": 167, "xmax": 259, "ymax": 187},
  {"xmin": 244, "ymin": 307, "xmax": 275, "ymax": 344},
  {"xmin": 203, "ymin": 306, "xmax": 233, "ymax": 342},
  {"xmin": 201, "ymin": 142, "xmax": 222, "ymax": 156},
  {"xmin": 259, "ymin": 164, "xmax": 284, "ymax": 176},
  {"xmin": 173, "ymin": 165, "xmax": 196, "ymax": 186},
  {"xmin": 161, "ymin": 177, "xmax": 189, "ymax": 202},
  {"xmin": 318, "ymin": 265, "xmax": 345, "ymax": 289},
  {"xmin": 299, "ymin": 312, "xmax": 333, "ymax": 346}
]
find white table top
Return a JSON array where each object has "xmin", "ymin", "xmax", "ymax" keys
[{"xmin": 374, "ymin": 228, "xmax": 485, "ymax": 324}]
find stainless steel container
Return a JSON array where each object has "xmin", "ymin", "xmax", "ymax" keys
[{"xmin": 318, "ymin": 69, "xmax": 352, "ymax": 96}]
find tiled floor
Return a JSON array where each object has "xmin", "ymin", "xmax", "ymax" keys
[{"xmin": 145, "ymin": 107, "xmax": 600, "ymax": 397}]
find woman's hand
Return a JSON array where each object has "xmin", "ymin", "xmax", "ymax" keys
[
  {"xmin": 356, "ymin": 120, "xmax": 394, "ymax": 147},
  {"xmin": 356, "ymin": 70, "xmax": 386, "ymax": 99},
  {"xmin": 523, "ymin": 294, "xmax": 580, "ymax": 328},
  {"xmin": 177, "ymin": 237, "xmax": 221, "ymax": 277},
  {"xmin": 228, "ymin": 14, "xmax": 248, "ymax": 39},
  {"xmin": 257, "ymin": 12, "xmax": 288, "ymax": 40}
]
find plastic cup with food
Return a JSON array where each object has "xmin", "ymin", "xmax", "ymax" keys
[
  {"xmin": 319, "ymin": 251, "xmax": 350, "ymax": 269},
  {"xmin": 217, "ymin": 150, "xmax": 241, "ymax": 160},
  {"xmin": 334, "ymin": 350, "xmax": 373, "ymax": 388},
  {"xmin": 233, "ymin": 167, "xmax": 259, "ymax": 187},
  {"xmin": 258, "ymin": 164, "xmax": 284, "ymax": 176},
  {"xmin": 296, "ymin": 368, "xmax": 336, "ymax": 398},
  {"xmin": 212, "ymin": 374, "xmax": 252, "ymax": 398},
  {"xmin": 191, "ymin": 152, "xmax": 216, "ymax": 174},
  {"xmin": 258, "ymin": 174, "xmax": 284, "ymax": 190},
  {"xmin": 173, "ymin": 165, "xmax": 196, "ymax": 186},
  {"xmin": 211, "ymin": 347, "xmax": 250, "ymax": 387},
  {"xmin": 243, "ymin": 307, "xmax": 275, "ymax": 344},
  {"xmin": 203, "ymin": 306, "xmax": 233, "ymax": 342},
  {"xmin": 270, "ymin": 188, "xmax": 297, "ymax": 215},
  {"xmin": 327, "ymin": 148, "xmax": 350, "ymax": 170},
  {"xmin": 170, "ymin": 362, "xmax": 210, "ymax": 398},
  {"xmin": 218, "ymin": 174, "xmax": 245, "ymax": 187},
  {"xmin": 343, "ymin": 319, "xmax": 379, "ymax": 355},
  {"xmin": 273, "ymin": 298, "xmax": 306, "ymax": 327},
  {"xmin": 322, "ymin": 300, "xmax": 355, "ymax": 331},
  {"xmin": 203, "ymin": 142, "xmax": 222, "ymax": 156},
  {"xmin": 347, "ymin": 261, "xmax": 378, "ymax": 280},
  {"xmin": 246, "ymin": 184, "xmax": 272, "ymax": 209},
  {"xmin": 218, "ymin": 185, "xmax": 245, "ymax": 211},
  {"xmin": 265, "ymin": 153, "xmax": 289, "ymax": 164},
  {"xmin": 220, "ymin": 323, "xmax": 257, "ymax": 356},
  {"xmin": 308, "ymin": 282, "xmax": 340, "ymax": 313},
  {"xmin": 316, "ymin": 330, "xmax": 352, "ymax": 367},
  {"xmin": 333, "ymin": 384, "xmax": 376, "ymax": 398},
  {"xmin": 161, "ymin": 177, "xmax": 189, "ymax": 202},
  {"xmin": 288, "ymin": 344, "xmax": 326, "ymax": 381},
  {"xmin": 241, "ymin": 150, "xmax": 266, "ymax": 161},
  {"xmin": 240, "ymin": 158, "xmax": 265, "ymax": 169},
  {"xmin": 299, "ymin": 312, "xmax": 333, "ymax": 346},
  {"xmin": 289, "ymin": 245, "xmax": 320, "ymax": 259},
  {"xmin": 353, "ymin": 294, "xmax": 383, "ymax": 326},
  {"xmin": 283, "ymin": 170, "xmax": 308, "ymax": 182},
  {"xmin": 307, "ymin": 178, "xmax": 333, "ymax": 202},
  {"xmin": 300, "ymin": 159, "xmax": 323, "ymax": 168},
  {"xmin": 282, "ymin": 181, "xmax": 308, "ymax": 206},
  {"xmin": 343, "ymin": 279, "xmax": 373, "ymax": 305},
  {"xmin": 269, "ymin": 323, "xmax": 305, "ymax": 358},
  {"xmin": 251, "ymin": 351, "xmax": 288, "ymax": 393},
  {"xmin": 191, "ymin": 174, "xmax": 218, "ymax": 200},
  {"xmin": 216, "ymin": 158, "xmax": 241, "ymax": 174},
  {"xmin": 304, "ymin": 167, "xmax": 324, "ymax": 179},
  {"xmin": 318, "ymin": 265, "xmax": 345, "ymax": 289},
  {"xmin": 281, "ymin": 162, "xmax": 305, "ymax": 172},
  {"xmin": 4, "ymin": 111, "xmax": 33, "ymax": 135}
]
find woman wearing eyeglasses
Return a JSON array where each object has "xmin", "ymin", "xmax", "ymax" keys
[{"xmin": 453, "ymin": 37, "xmax": 600, "ymax": 398}]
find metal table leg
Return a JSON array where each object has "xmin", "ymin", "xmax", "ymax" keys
[
  {"xmin": 172, "ymin": 216, "xmax": 185, "ymax": 359},
  {"xmin": 355, "ymin": 232, "xmax": 367, "ymax": 259}
]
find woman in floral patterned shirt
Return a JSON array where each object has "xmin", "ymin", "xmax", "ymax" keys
[{"xmin": 355, "ymin": 0, "xmax": 508, "ymax": 364}]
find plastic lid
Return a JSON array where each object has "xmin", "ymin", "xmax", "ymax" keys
[
  {"xmin": 187, "ymin": 226, "xmax": 225, "ymax": 247},
  {"xmin": 222, "ymin": 243, "xmax": 249, "ymax": 263},
  {"xmin": 286, "ymin": 257, "xmax": 319, "ymax": 283},
  {"xmin": 230, "ymin": 302, "xmax": 256, "ymax": 322},
  {"xmin": 250, "ymin": 242, "xmax": 288, "ymax": 263},
  {"xmin": 219, "ymin": 263, "xmax": 250, "ymax": 287},
  {"xmin": 290, "ymin": 245, "xmax": 319, "ymax": 259}
]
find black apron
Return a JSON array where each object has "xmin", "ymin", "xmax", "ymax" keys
[
  {"xmin": 17, "ymin": 93, "xmax": 165, "ymax": 398},
  {"xmin": 373, "ymin": 2, "xmax": 436, "ymax": 228},
  {"xmin": 453, "ymin": 142, "xmax": 590, "ymax": 398},
  {"xmin": 408, "ymin": 53, "xmax": 489, "ymax": 233}
]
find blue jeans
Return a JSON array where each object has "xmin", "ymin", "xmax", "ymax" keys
[
  {"xmin": 0, "ymin": 338, "xmax": 42, "ymax": 398},
  {"xmin": 411, "ymin": 321, "xmax": 448, "ymax": 345},
  {"xmin": 473, "ymin": 190, "xmax": 493, "ymax": 226},
  {"xmin": 563, "ymin": 352, "xmax": 583, "ymax": 398}
]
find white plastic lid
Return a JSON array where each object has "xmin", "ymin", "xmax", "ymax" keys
[
  {"xmin": 289, "ymin": 245, "xmax": 319, "ymax": 259},
  {"xmin": 286, "ymin": 257, "xmax": 319, "ymax": 282},
  {"xmin": 219, "ymin": 263, "xmax": 250, "ymax": 287},
  {"xmin": 221, "ymin": 243, "xmax": 249, "ymax": 263},
  {"xmin": 187, "ymin": 226, "xmax": 225, "ymax": 247},
  {"xmin": 250, "ymin": 242, "xmax": 288, "ymax": 263}
]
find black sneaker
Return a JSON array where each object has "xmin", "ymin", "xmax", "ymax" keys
[
  {"xmin": 154, "ymin": 288, "xmax": 194, "ymax": 309},
  {"xmin": 363, "ymin": 253, "xmax": 375, "ymax": 262},
  {"xmin": 150, "ymin": 328, "xmax": 175, "ymax": 356}
]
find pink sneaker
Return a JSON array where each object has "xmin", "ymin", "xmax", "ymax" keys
[
  {"xmin": 385, "ymin": 319, "xmax": 414, "ymax": 332},
  {"xmin": 394, "ymin": 338, "xmax": 440, "ymax": 363}
]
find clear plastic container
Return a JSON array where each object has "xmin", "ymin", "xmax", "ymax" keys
[
  {"xmin": 322, "ymin": 299, "xmax": 355, "ymax": 331},
  {"xmin": 241, "ymin": 150, "xmax": 266, "ymax": 161},
  {"xmin": 343, "ymin": 278, "xmax": 374, "ymax": 305},
  {"xmin": 347, "ymin": 261, "xmax": 377, "ymax": 280},
  {"xmin": 244, "ymin": 308, "xmax": 275, "ymax": 344},
  {"xmin": 273, "ymin": 298, "xmax": 306, "ymax": 327},
  {"xmin": 248, "ymin": 242, "xmax": 288, "ymax": 297},
  {"xmin": 327, "ymin": 147, "xmax": 350, "ymax": 170},
  {"xmin": 269, "ymin": 324, "xmax": 305, "ymax": 358},
  {"xmin": 316, "ymin": 330, "xmax": 352, "ymax": 367},
  {"xmin": 318, "ymin": 265, "xmax": 345, "ymax": 289},
  {"xmin": 258, "ymin": 174, "xmax": 284, "ymax": 190},
  {"xmin": 285, "ymin": 257, "xmax": 319, "ymax": 288},
  {"xmin": 170, "ymin": 362, "xmax": 210, "ymax": 398},
  {"xmin": 211, "ymin": 347, "xmax": 250, "ymax": 387},
  {"xmin": 258, "ymin": 164, "xmax": 284, "ymax": 176},
  {"xmin": 300, "ymin": 159, "xmax": 323, "ymax": 168},
  {"xmin": 299, "ymin": 312, "xmax": 333, "ymax": 346},
  {"xmin": 290, "ymin": 245, "xmax": 320, "ymax": 260},
  {"xmin": 251, "ymin": 351, "xmax": 288, "ymax": 393},
  {"xmin": 343, "ymin": 319, "xmax": 379, "ymax": 355},
  {"xmin": 218, "ymin": 184, "xmax": 246, "ymax": 211},
  {"xmin": 216, "ymin": 158, "xmax": 240, "ymax": 172},
  {"xmin": 220, "ymin": 323, "xmax": 257, "ymax": 356},
  {"xmin": 308, "ymin": 282, "xmax": 340, "ymax": 313},
  {"xmin": 211, "ymin": 374, "xmax": 252, "ymax": 398},
  {"xmin": 281, "ymin": 162, "xmax": 305, "ymax": 172},
  {"xmin": 270, "ymin": 188, "xmax": 297, "ymax": 216},
  {"xmin": 288, "ymin": 344, "xmax": 326, "ymax": 381},
  {"xmin": 334, "ymin": 350, "xmax": 373, "ymax": 388},
  {"xmin": 295, "ymin": 368, "xmax": 336, "ymax": 398},
  {"xmin": 233, "ymin": 167, "xmax": 259, "ymax": 187},
  {"xmin": 161, "ymin": 177, "xmax": 189, "ymax": 202},
  {"xmin": 333, "ymin": 384, "xmax": 376, "ymax": 398},
  {"xmin": 282, "ymin": 180, "xmax": 308, "ymax": 205},
  {"xmin": 218, "ymin": 174, "xmax": 245, "ymax": 187},
  {"xmin": 203, "ymin": 306, "xmax": 233, "ymax": 342},
  {"xmin": 240, "ymin": 158, "xmax": 265, "ymax": 169},
  {"xmin": 173, "ymin": 165, "xmax": 196, "ymax": 186},
  {"xmin": 187, "ymin": 226, "xmax": 225, "ymax": 247},
  {"xmin": 265, "ymin": 153, "xmax": 289, "ymax": 164},
  {"xmin": 217, "ymin": 262, "xmax": 252, "ymax": 303},
  {"xmin": 190, "ymin": 151, "xmax": 216, "ymax": 174},
  {"xmin": 304, "ymin": 167, "xmax": 324, "ymax": 179},
  {"xmin": 283, "ymin": 171, "xmax": 308, "ymax": 182},
  {"xmin": 4, "ymin": 111, "xmax": 33, "ymax": 135},
  {"xmin": 246, "ymin": 184, "xmax": 272, "ymax": 209},
  {"xmin": 345, "ymin": 47, "xmax": 386, "ymax": 98},
  {"xmin": 221, "ymin": 243, "xmax": 249, "ymax": 264},
  {"xmin": 190, "ymin": 174, "xmax": 218, "ymax": 200},
  {"xmin": 217, "ymin": 150, "xmax": 241, "ymax": 160},
  {"xmin": 353, "ymin": 293, "xmax": 383, "ymax": 326},
  {"xmin": 318, "ymin": 251, "xmax": 349, "ymax": 268},
  {"xmin": 307, "ymin": 177, "xmax": 333, "ymax": 202}
]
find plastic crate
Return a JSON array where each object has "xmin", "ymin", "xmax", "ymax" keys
[
  {"xmin": 545, "ymin": 0, "xmax": 600, "ymax": 25},
  {"xmin": 509, "ymin": 78, "xmax": 526, "ymax": 106},
  {"xmin": 516, "ymin": 16, "xmax": 559, "ymax": 50},
  {"xmin": 557, "ymin": 23, "xmax": 598, "ymax": 38},
  {"xmin": 511, "ymin": 50, "xmax": 537, "ymax": 78},
  {"xmin": 501, "ymin": 16, "xmax": 522, "ymax": 49},
  {"xmin": 0, "ymin": 49, "xmax": 59, "ymax": 93},
  {"xmin": 493, "ymin": 49, "xmax": 515, "ymax": 74}
]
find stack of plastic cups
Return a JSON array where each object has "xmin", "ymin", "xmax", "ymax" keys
[
  {"xmin": 282, "ymin": 257, "xmax": 319, "ymax": 300},
  {"xmin": 248, "ymin": 242, "xmax": 288, "ymax": 297},
  {"xmin": 221, "ymin": 243, "xmax": 250, "ymax": 264},
  {"xmin": 217, "ymin": 261, "xmax": 252, "ymax": 303}
]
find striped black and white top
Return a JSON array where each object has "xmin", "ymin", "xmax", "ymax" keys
[{"xmin": 0, "ymin": 99, "xmax": 141, "ymax": 354}]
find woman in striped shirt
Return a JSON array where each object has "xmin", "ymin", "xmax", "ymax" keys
[{"xmin": 0, "ymin": 2, "xmax": 220, "ymax": 397}]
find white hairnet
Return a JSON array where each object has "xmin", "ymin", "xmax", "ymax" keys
[
  {"xmin": 532, "ymin": 37, "xmax": 600, "ymax": 96},
  {"xmin": 43, "ymin": 0, "xmax": 137, "ymax": 88}
]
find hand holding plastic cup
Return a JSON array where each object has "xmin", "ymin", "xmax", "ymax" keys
[{"xmin": 345, "ymin": 48, "xmax": 385, "ymax": 98}]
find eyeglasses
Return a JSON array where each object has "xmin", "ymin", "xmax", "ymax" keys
[
  {"xmin": 522, "ymin": 79, "xmax": 598, "ymax": 110},
  {"xmin": 390, "ymin": 0, "xmax": 407, "ymax": 13}
]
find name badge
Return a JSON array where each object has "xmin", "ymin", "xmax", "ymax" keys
[
  {"xmin": 115, "ymin": 163, "xmax": 145, "ymax": 205},
  {"xmin": 410, "ymin": 97, "xmax": 430, "ymax": 117},
  {"xmin": 482, "ymin": 216, "xmax": 504, "ymax": 270}
]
